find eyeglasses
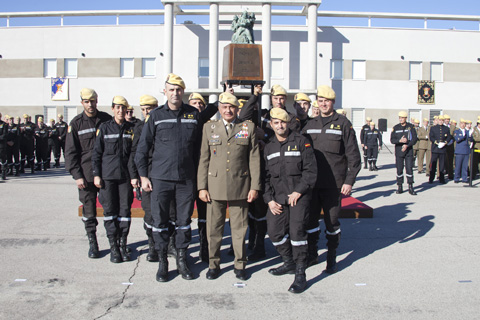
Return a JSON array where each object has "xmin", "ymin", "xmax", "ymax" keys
[{"xmin": 126, "ymin": 111, "xmax": 133, "ymax": 114}]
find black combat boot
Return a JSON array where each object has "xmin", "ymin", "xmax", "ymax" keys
[
  {"xmin": 198, "ymin": 222, "xmax": 209, "ymax": 263},
  {"xmin": 369, "ymin": 162, "xmax": 373, "ymax": 171},
  {"xmin": 14, "ymin": 165, "xmax": 20, "ymax": 176},
  {"xmin": 373, "ymin": 161, "xmax": 378, "ymax": 171},
  {"xmin": 439, "ymin": 173, "xmax": 446, "ymax": 184},
  {"xmin": 87, "ymin": 233, "xmax": 100, "ymax": 259},
  {"xmin": 55, "ymin": 159, "xmax": 60, "ymax": 168},
  {"xmin": 119, "ymin": 236, "xmax": 131, "ymax": 262},
  {"xmin": 248, "ymin": 220, "xmax": 267, "ymax": 261},
  {"xmin": 20, "ymin": 161, "xmax": 25, "ymax": 173},
  {"xmin": 363, "ymin": 158, "xmax": 368, "ymax": 169},
  {"xmin": 306, "ymin": 232, "xmax": 319, "ymax": 267},
  {"xmin": 408, "ymin": 183, "xmax": 417, "ymax": 195},
  {"xmin": 176, "ymin": 248, "xmax": 194, "ymax": 280},
  {"xmin": 325, "ymin": 249, "xmax": 338, "ymax": 274},
  {"xmin": 30, "ymin": 161, "xmax": 35, "ymax": 174},
  {"xmin": 146, "ymin": 230, "xmax": 159, "ymax": 262},
  {"xmin": 167, "ymin": 235, "xmax": 177, "ymax": 258},
  {"xmin": 1, "ymin": 166, "xmax": 6, "ymax": 180},
  {"xmin": 269, "ymin": 255, "xmax": 296, "ymax": 276},
  {"xmin": 156, "ymin": 251, "xmax": 169, "ymax": 282},
  {"xmin": 396, "ymin": 184, "xmax": 403, "ymax": 194},
  {"xmin": 288, "ymin": 264, "xmax": 307, "ymax": 294},
  {"xmin": 108, "ymin": 236, "xmax": 122, "ymax": 263}
]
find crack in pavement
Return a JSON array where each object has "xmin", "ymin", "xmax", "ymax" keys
[{"xmin": 94, "ymin": 246, "xmax": 146, "ymax": 320}]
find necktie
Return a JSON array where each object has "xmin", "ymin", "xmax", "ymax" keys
[{"xmin": 226, "ymin": 123, "xmax": 233, "ymax": 135}]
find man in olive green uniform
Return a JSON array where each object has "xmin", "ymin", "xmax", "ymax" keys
[
  {"xmin": 198, "ymin": 92, "xmax": 261, "ymax": 281},
  {"xmin": 472, "ymin": 117, "xmax": 480, "ymax": 179},
  {"xmin": 416, "ymin": 118, "xmax": 429, "ymax": 174}
]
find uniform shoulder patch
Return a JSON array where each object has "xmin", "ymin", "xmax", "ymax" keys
[
  {"xmin": 145, "ymin": 115, "xmax": 150, "ymax": 123},
  {"xmin": 305, "ymin": 143, "xmax": 311, "ymax": 148},
  {"xmin": 96, "ymin": 129, "xmax": 100, "ymax": 136},
  {"xmin": 68, "ymin": 126, "xmax": 71, "ymax": 133},
  {"xmin": 392, "ymin": 128, "xmax": 394, "ymax": 132}
]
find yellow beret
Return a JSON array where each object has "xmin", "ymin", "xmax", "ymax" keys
[
  {"xmin": 317, "ymin": 85, "xmax": 336, "ymax": 100},
  {"xmin": 451, "ymin": 119, "xmax": 457, "ymax": 123},
  {"xmin": 219, "ymin": 92, "xmax": 239, "ymax": 107},
  {"xmin": 23, "ymin": 114, "xmax": 28, "ymax": 119},
  {"xmin": 50, "ymin": 119, "xmax": 55, "ymax": 122},
  {"xmin": 370, "ymin": 122, "xmax": 376, "ymax": 126},
  {"xmin": 140, "ymin": 95, "xmax": 158, "ymax": 106},
  {"xmin": 80, "ymin": 88, "xmax": 98, "ymax": 100},
  {"xmin": 414, "ymin": 119, "xmax": 420, "ymax": 124},
  {"xmin": 238, "ymin": 99, "xmax": 247, "ymax": 109},
  {"xmin": 443, "ymin": 114, "xmax": 450, "ymax": 119},
  {"xmin": 398, "ymin": 111, "xmax": 408, "ymax": 118},
  {"xmin": 127, "ymin": 105, "xmax": 134, "ymax": 110},
  {"xmin": 8, "ymin": 115, "xmax": 14, "ymax": 119},
  {"xmin": 459, "ymin": 118, "xmax": 465, "ymax": 123},
  {"xmin": 15, "ymin": 116, "xmax": 20, "ymax": 120},
  {"xmin": 294, "ymin": 93, "xmax": 311, "ymax": 103},
  {"xmin": 112, "ymin": 96, "xmax": 129, "ymax": 107},
  {"xmin": 438, "ymin": 115, "xmax": 445, "ymax": 120},
  {"xmin": 58, "ymin": 114, "xmax": 63, "ymax": 118},
  {"xmin": 4, "ymin": 115, "xmax": 9, "ymax": 119},
  {"xmin": 270, "ymin": 84, "xmax": 287, "ymax": 96},
  {"xmin": 423, "ymin": 118, "xmax": 429, "ymax": 122},
  {"xmin": 188, "ymin": 92, "xmax": 206, "ymax": 106},
  {"xmin": 366, "ymin": 117, "xmax": 372, "ymax": 121},
  {"xmin": 465, "ymin": 119, "xmax": 472, "ymax": 124},
  {"xmin": 336, "ymin": 109, "xmax": 346, "ymax": 115},
  {"xmin": 312, "ymin": 101, "xmax": 318, "ymax": 108},
  {"xmin": 38, "ymin": 117, "xmax": 44, "ymax": 121},
  {"xmin": 477, "ymin": 116, "xmax": 480, "ymax": 121},
  {"xmin": 165, "ymin": 73, "xmax": 185, "ymax": 89},
  {"xmin": 433, "ymin": 116, "xmax": 438, "ymax": 120},
  {"xmin": 270, "ymin": 107, "xmax": 290, "ymax": 122}
]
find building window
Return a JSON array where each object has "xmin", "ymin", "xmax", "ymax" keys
[
  {"xmin": 271, "ymin": 58, "xmax": 283, "ymax": 79},
  {"xmin": 64, "ymin": 106, "xmax": 78, "ymax": 124},
  {"xmin": 351, "ymin": 108, "xmax": 365, "ymax": 128},
  {"xmin": 64, "ymin": 59, "xmax": 78, "ymax": 78},
  {"xmin": 44, "ymin": 106, "xmax": 56, "ymax": 124},
  {"xmin": 352, "ymin": 60, "xmax": 366, "ymax": 80},
  {"xmin": 409, "ymin": 61, "xmax": 422, "ymax": 81},
  {"xmin": 429, "ymin": 109, "xmax": 442, "ymax": 123},
  {"xmin": 120, "ymin": 58, "xmax": 134, "ymax": 78},
  {"xmin": 431, "ymin": 62, "xmax": 443, "ymax": 82},
  {"xmin": 330, "ymin": 60, "xmax": 343, "ymax": 80},
  {"xmin": 409, "ymin": 109, "xmax": 421, "ymax": 123},
  {"xmin": 44, "ymin": 59, "xmax": 57, "ymax": 78},
  {"xmin": 199, "ymin": 58, "xmax": 209, "ymax": 78},
  {"xmin": 142, "ymin": 58, "xmax": 156, "ymax": 77}
]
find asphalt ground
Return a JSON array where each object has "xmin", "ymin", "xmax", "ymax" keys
[{"xmin": 0, "ymin": 149, "xmax": 479, "ymax": 320}]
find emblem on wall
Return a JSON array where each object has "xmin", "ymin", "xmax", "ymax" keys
[
  {"xmin": 418, "ymin": 80, "xmax": 435, "ymax": 104},
  {"xmin": 51, "ymin": 78, "xmax": 69, "ymax": 101}
]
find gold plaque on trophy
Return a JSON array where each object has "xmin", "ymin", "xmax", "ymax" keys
[{"xmin": 222, "ymin": 44, "xmax": 263, "ymax": 81}]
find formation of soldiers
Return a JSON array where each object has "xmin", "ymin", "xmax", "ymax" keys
[
  {"xmin": 0, "ymin": 113, "xmax": 67, "ymax": 180},
  {"xmin": 64, "ymin": 75, "xmax": 361, "ymax": 294}
]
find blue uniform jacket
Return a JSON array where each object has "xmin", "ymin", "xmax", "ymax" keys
[{"xmin": 453, "ymin": 128, "xmax": 471, "ymax": 155}]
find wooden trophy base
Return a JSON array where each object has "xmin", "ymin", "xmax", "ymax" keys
[{"xmin": 222, "ymin": 44, "xmax": 263, "ymax": 82}]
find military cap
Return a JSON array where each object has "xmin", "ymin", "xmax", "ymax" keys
[
  {"xmin": 188, "ymin": 92, "xmax": 206, "ymax": 106},
  {"xmin": 459, "ymin": 118, "xmax": 466, "ymax": 123},
  {"xmin": 398, "ymin": 111, "xmax": 408, "ymax": 118},
  {"xmin": 127, "ymin": 105, "xmax": 134, "ymax": 110},
  {"xmin": 165, "ymin": 73, "xmax": 185, "ymax": 89},
  {"xmin": 451, "ymin": 119, "xmax": 457, "ymax": 124},
  {"xmin": 433, "ymin": 116, "xmax": 438, "ymax": 120},
  {"xmin": 80, "ymin": 88, "xmax": 98, "ymax": 101},
  {"xmin": 414, "ymin": 119, "xmax": 420, "ymax": 124},
  {"xmin": 317, "ymin": 85, "xmax": 336, "ymax": 100},
  {"xmin": 270, "ymin": 107, "xmax": 290, "ymax": 122},
  {"xmin": 38, "ymin": 117, "xmax": 44, "ymax": 121},
  {"xmin": 15, "ymin": 116, "xmax": 20, "ymax": 120},
  {"xmin": 294, "ymin": 93, "xmax": 311, "ymax": 103},
  {"xmin": 139, "ymin": 95, "xmax": 158, "ymax": 106},
  {"xmin": 270, "ymin": 84, "xmax": 287, "ymax": 96},
  {"xmin": 219, "ymin": 92, "xmax": 239, "ymax": 107},
  {"xmin": 423, "ymin": 118, "xmax": 429, "ymax": 122},
  {"xmin": 23, "ymin": 114, "xmax": 28, "ymax": 119},
  {"xmin": 336, "ymin": 109, "xmax": 346, "ymax": 115},
  {"xmin": 312, "ymin": 101, "xmax": 319, "ymax": 108},
  {"xmin": 370, "ymin": 122, "xmax": 376, "ymax": 126},
  {"xmin": 366, "ymin": 117, "xmax": 372, "ymax": 121},
  {"xmin": 58, "ymin": 114, "xmax": 63, "ymax": 118},
  {"xmin": 112, "ymin": 96, "xmax": 129, "ymax": 107},
  {"xmin": 465, "ymin": 119, "xmax": 472, "ymax": 124},
  {"xmin": 477, "ymin": 116, "xmax": 480, "ymax": 123},
  {"xmin": 443, "ymin": 114, "xmax": 450, "ymax": 119},
  {"xmin": 50, "ymin": 118, "xmax": 55, "ymax": 122},
  {"xmin": 438, "ymin": 115, "xmax": 445, "ymax": 120}
]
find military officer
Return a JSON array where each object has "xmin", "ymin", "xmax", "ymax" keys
[
  {"xmin": 135, "ymin": 74, "xmax": 203, "ymax": 282},
  {"xmin": 126, "ymin": 105, "xmax": 142, "ymax": 126},
  {"xmin": 19, "ymin": 114, "xmax": 36, "ymax": 174},
  {"xmin": 264, "ymin": 108, "xmax": 317, "ymax": 293},
  {"xmin": 34, "ymin": 117, "xmax": 50, "ymax": 171},
  {"xmin": 453, "ymin": 119, "xmax": 471, "ymax": 183},
  {"xmin": 428, "ymin": 115, "xmax": 452, "ymax": 184},
  {"xmin": 412, "ymin": 119, "xmax": 420, "ymax": 165},
  {"xmin": 48, "ymin": 118, "xmax": 59, "ymax": 168},
  {"xmin": 293, "ymin": 92, "xmax": 311, "ymax": 129},
  {"xmin": 302, "ymin": 86, "xmax": 361, "ymax": 273},
  {"xmin": 65, "ymin": 88, "xmax": 112, "ymax": 259},
  {"xmin": 92, "ymin": 96, "xmax": 137, "ymax": 263},
  {"xmin": 365, "ymin": 122, "xmax": 382, "ymax": 171},
  {"xmin": 390, "ymin": 111, "xmax": 418, "ymax": 194},
  {"xmin": 444, "ymin": 115, "xmax": 455, "ymax": 180},
  {"xmin": 472, "ymin": 117, "xmax": 480, "ymax": 179},
  {"xmin": 55, "ymin": 114, "xmax": 68, "ymax": 165},
  {"xmin": 416, "ymin": 118, "xmax": 429, "ymax": 174},
  {"xmin": 0, "ymin": 113, "xmax": 9, "ymax": 180},
  {"xmin": 360, "ymin": 117, "xmax": 372, "ymax": 169},
  {"xmin": 311, "ymin": 101, "xmax": 320, "ymax": 118},
  {"xmin": 197, "ymin": 92, "xmax": 261, "ymax": 281},
  {"xmin": 6, "ymin": 116, "xmax": 21, "ymax": 176}
]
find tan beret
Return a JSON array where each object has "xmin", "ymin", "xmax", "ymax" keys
[
  {"xmin": 438, "ymin": 115, "xmax": 445, "ymax": 120},
  {"xmin": 366, "ymin": 117, "xmax": 372, "ymax": 121},
  {"xmin": 443, "ymin": 114, "xmax": 450, "ymax": 119},
  {"xmin": 317, "ymin": 85, "xmax": 336, "ymax": 100},
  {"xmin": 140, "ymin": 95, "xmax": 158, "ymax": 106},
  {"xmin": 270, "ymin": 107, "xmax": 290, "ymax": 122},
  {"xmin": 451, "ymin": 119, "xmax": 457, "ymax": 124},
  {"xmin": 38, "ymin": 117, "xmax": 44, "ymax": 121},
  {"xmin": 219, "ymin": 92, "xmax": 239, "ymax": 107},
  {"xmin": 57, "ymin": 114, "xmax": 63, "ymax": 118},
  {"xmin": 188, "ymin": 92, "xmax": 206, "ymax": 106},
  {"xmin": 23, "ymin": 114, "xmax": 28, "ymax": 119},
  {"xmin": 294, "ymin": 93, "xmax": 311, "ymax": 103},
  {"xmin": 112, "ymin": 96, "xmax": 129, "ymax": 107},
  {"xmin": 127, "ymin": 105, "xmax": 134, "ymax": 111},
  {"xmin": 312, "ymin": 101, "xmax": 318, "ymax": 108},
  {"xmin": 477, "ymin": 116, "xmax": 480, "ymax": 122},
  {"xmin": 460, "ymin": 118, "xmax": 466, "ymax": 123},
  {"xmin": 336, "ymin": 109, "xmax": 346, "ymax": 115},
  {"xmin": 80, "ymin": 88, "xmax": 98, "ymax": 101},
  {"xmin": 238, "ymin": 99, "xmax": 247, "ymax": 109},
  {"xmin": 414, "ymin": 119, "xmax": 420, "ymax": 124},
  {"xmin": 271, "ymin": 84, "xmax": 287, "ymax": 96},
  {"xmin": 433, "ymin": 116, "xmax": 438, "ymax": 120},
  {"xmin": 15, "ymin": 116, "xmax": 20, "ymax": 120},
  {"xmin": 423, "ymin": 118, "xmax": 429, "ymax": 122},
  {"xmin": 398, "ymin": 111, "xmax": 408, "ymax": 118},
  {"xmin": 165, "ymin": 73, "xmax": 185, "ymax": 89},
  {"xmin": 50, "ymin": 119, "xmax": 55, "ymax": 122},
  {"xmin": 370, "ymin": 122, "xmax": 376, "ymax": 126},
  {"xmin": 465, "ymin": 119, "xmax": 472, "ymax": 124}
]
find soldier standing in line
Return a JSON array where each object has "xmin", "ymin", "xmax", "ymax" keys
[
  {"xmin": 472, "ymin": 117, "xmax": 480, "ymax": 179},
  {"xmin": 360, "ymin": 117, "xmax": 372, "ymax": 169},
  {"xmin": 390, "ymin": 111, "xmax": 418, "ymax": 195},
  {"xmin": 302, "ymin": 86, "xmax": 361, "ymax": 273},
  {"xmin": 6, "ymin": 116, "xmax": 21, "ymax": 176},
  {"xmin": 443, "ymin": 115, "xmax": 455, "ymax": 180},
  {"xmin": 453, "ymin": 119, "xmax": 471, "ymax": 184},
  {"xmin": 55, "ymin": 114, "xmax": 68, "ymax": 166},
  {"xmin": 65, "ymin": 88, "xmax": 112, "ymax": 259},
  {"xmin": 47, "ymin": 119, "xmax": 59, "ymax": 168},
  {"xmin": 263, "ymin": 108, "xmax": 317, "ymax": 293},
  {"xmin": 364, "ymin": 121, "xmax": 382, "ymax": 171},
  {"xmin": 19, "ymin": 114, "xmax": 36, "ymax": 174},
  {"xmin": 34, "ymin": 117, "xmax": 50, "ymax": 171},
  {"xmin": 412, "ymin": 119, "xmax": 420, "ymax": 167},
  {"xmin": 428, "ymin": 115, "xmax": 452, "ymax": 184},
  {"xmin": 416, "ymin": 118, "xmax": 429, "ymax": 174},
  {"xmin": 0, "ymin": 113, "xmax": 9, "ymax": 180}
]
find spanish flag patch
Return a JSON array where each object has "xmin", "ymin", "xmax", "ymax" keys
[{"xmin": 305, "ymin": 143, "xmax": 311, "ymax": 148}]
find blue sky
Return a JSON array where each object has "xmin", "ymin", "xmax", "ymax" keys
[{"xmin": 1, "ymin": 0, "xmax": 479, "ymax": 30}]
